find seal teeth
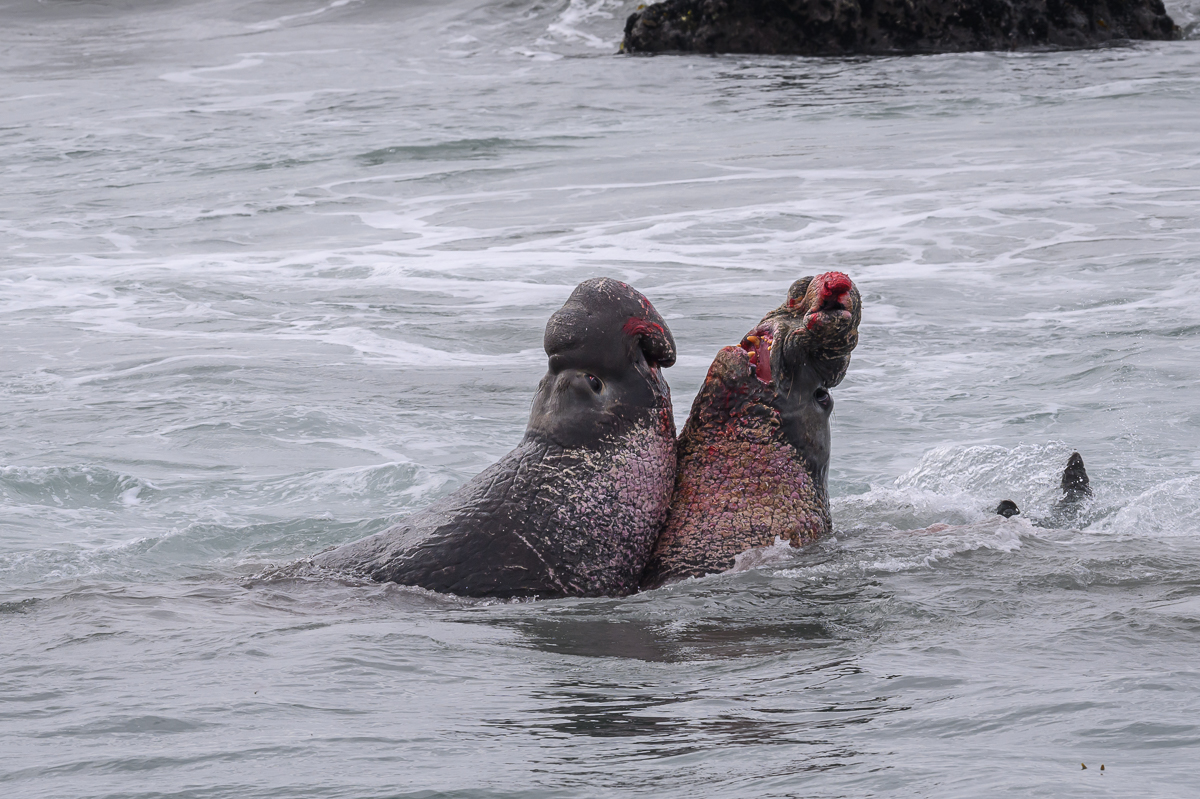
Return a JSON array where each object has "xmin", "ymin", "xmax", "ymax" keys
[{"xmin": 738, "ymin": 327, "xmax": 774, "ymax": 384}]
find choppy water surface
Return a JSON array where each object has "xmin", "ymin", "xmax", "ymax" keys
[{"xmin": 3, "ymin": 1, "xmax": 1200, "ymax": 796}]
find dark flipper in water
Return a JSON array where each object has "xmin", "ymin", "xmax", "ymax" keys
[
  {"xmin": 1060, "ymin": 452, "xmax": 1092, "ymax": 504},
  {"xmin": 992, "ymin": 452, "xmax": 1092, "ymax": 523}
]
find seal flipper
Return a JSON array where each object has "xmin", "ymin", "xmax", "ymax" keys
[
  {"xmin": 1045, "ymin": 451, "xmax": 1093, "ymax": 527},
  {"xmin": 992, "ymin": 452, "xmax": 1091, "ymax": 526},
  {"xmin": 1060, "ymin": 452, "xmax": 1092, "ymax": 504}
]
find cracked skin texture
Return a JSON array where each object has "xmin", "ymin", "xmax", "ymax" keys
[
  {"xmin": 621, "ymin": 0, "xmax": 1179, "ymax": 56},
  {"xmin": 318, "ymin": 424, "xmax": 676, "ymax": 597},
  {"xmin": 641, "ymin": 273, "xmax": 861, "ymax": 588},
  {"xmin": 314, "ymin": 278, "xmax": 677, "ymax": 599}
]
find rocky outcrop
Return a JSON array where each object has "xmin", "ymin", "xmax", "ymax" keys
[{"xmin": 621, "ymin": 0, "xmax": 1179, "ymax": 55}]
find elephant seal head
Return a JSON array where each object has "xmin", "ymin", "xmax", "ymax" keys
[{"xmin": 529, "ymin": 278, "xmax": 676, "ymax": 448}]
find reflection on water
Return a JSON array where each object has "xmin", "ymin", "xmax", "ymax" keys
[
  {"xmin": 486, "ymin": 657, "xmax": 894, "ymax": 780},
  {"xmin": 465, "ymin": 557, "xmax": 891, "ymax": 662},
  {"xmin": 510, "ymin": 615, "xmax": 833, "ymax": 662}
]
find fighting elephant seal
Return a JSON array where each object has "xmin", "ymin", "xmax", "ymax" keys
[
  {"xmin": 641, "ymin": 272, "xmax": 861, "ymax": 588},
  {"xmin": 315, "ymin": 278, "xmax": 677, "ymax": 599}
]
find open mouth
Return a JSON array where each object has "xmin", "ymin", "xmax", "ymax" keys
[
  {"xmin": 729, "ymin": 272, "xmax": 857, "ymax": 388},
  {"xmin": 739, "ymin": 326, "xmax": 774, "ymax": 384}
]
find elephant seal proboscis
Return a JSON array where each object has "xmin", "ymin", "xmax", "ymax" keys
[
  {"xmin": 314, "ymin": 278, "xmax": 677, "ymax": 599},
  {"xmin": 641, "ymin": 272, "xmax": 861, "ymax": 589}
]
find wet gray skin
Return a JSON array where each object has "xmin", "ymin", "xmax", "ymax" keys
[{"xmin": 314, "ymin": 278, "xmax": 678, "ymax": 599}]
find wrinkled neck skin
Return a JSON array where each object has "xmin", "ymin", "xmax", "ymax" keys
[
  {"xmin": 525, "ymin": 338, "xmax": 672, "ymax": 450},
  {"xmin": 315, "ymin": 349, "xmax": 677, "ymax": 599},
  {"xmin": 487, "ymin": 406, "xmax": 680, "ymax": 597},
  {"xmin": 506, "ymin": 345, "xmax": 677, "ymax": 595},
  {"xmin": 641, "ymin": 274, "xmax": 860, "ymax": 589}
]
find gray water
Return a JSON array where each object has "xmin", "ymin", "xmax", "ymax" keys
[{"xmin": 4, "ymin": 1, "xmax": 1200, "ymax": 796}]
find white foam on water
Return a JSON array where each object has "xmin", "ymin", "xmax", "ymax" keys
[
  {"xmin": 159, "ymin": 56, "xmax": 266, "ymax": 84},
  {"xmin": 778, "ymin": 516, "xmax": 1032, "ymax": 580},
  {"xmin": 276, "ymin": 326, "xmax": 535, "ymax": 368},
  {"xmin": 727, "ymin": 537, "xmax": 796, "ymax": 574},
  {"xmin": 893, "ymin": 442, "xmax": 1079, "ymax": 506},
  {"xmin": 257, "ymin": 460, "xmax": 452, "ymax": 509},
  {"xmin": 1088, "ymin": 475, "xmax": 1200, "ymax": 539},
  {"xmin": 243, "ymin": 0, "xmax": 362, "ymax": 33},
  {"xmin": 834, "ymin": 485, "xmax": 987, "ymax": 532},
  {"xmin": 0, "ymin": 464, "xmax": 155, "ymax": 510},
  {"xmin": 545, "ymin": 0, "xmax": 624, "ymax": 49}
]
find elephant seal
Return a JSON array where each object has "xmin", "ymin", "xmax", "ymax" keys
[
  {"xmin": 314, "ymin": 278, "xmax": 678, "ymax": 599},
  {"xmin": 641, "ymin": 272, "xmax": 861, "ymax": 589},
  {"xmin": 994, "ymin": 452, "xmax": 1092, "ymax": 523},
  {"xmin": 995, "ymin": 499, "xmax": 1021, "ymax": 519}
]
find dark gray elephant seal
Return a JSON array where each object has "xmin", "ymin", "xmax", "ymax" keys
[
  {"xmin": 314, "ymin": 278, "xmax": 678, "ymax": 598},
  {"xmin": 641, "ymin": 272, "xmax": 861, "ymax": 589},
  {"xmin": 994, "ymin": 451, "xmax": 1092, "ymax": 523}
]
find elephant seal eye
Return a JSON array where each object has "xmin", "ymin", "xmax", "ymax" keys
[
  {"xmin": 586, "ymin": 374, "xmax": 603, "ymax": 393},
  {"xmin": 814, "ymin": 387, "xmax": 831, "ymax": 408}
]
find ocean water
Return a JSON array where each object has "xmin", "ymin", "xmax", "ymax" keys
[{"xmin": 3, "ymin": 0, "xmax": 1200, "ymax": 796}]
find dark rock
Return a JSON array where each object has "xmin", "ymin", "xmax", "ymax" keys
[{"xmin": 621, "ymin": 0, "xmax": 1179, "ymax": 56}]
